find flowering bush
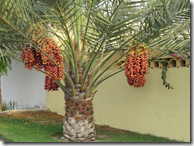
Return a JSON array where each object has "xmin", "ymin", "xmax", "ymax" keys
[
  {"xmin": 161, "ymin": 61, "xmax": 174, "ymax": 90},
  {"xmin": 171, "ymin": 53, "xmax": 182, "ymax": 59},
  {"xmin": 125, "ymin": 44, "xmax": 149, "ymax": 87}
]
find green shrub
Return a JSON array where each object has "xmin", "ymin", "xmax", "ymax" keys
[{"xmin": 2, "ymin": 102, "xmax": 11, "ymax": 111}]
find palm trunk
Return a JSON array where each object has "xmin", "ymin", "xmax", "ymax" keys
[
  {"xmin": 63, "ymin": 95, "xmax": 96, "ymax": 141},
  {"xmin": 62, "ymin": 66, "xmax": 96, "ymax": 141},
  {"xmin": 0, "ymin": 76, "xmax": 2, "ymax": 112}
]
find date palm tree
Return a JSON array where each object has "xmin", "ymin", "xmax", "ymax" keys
[{"xmin": 0, "ymin": 0, "xmax": 190, "ymax": 141}]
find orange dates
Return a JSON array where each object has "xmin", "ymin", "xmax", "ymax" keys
[
  {"xmin": 125, "ymin": 45, "xmax": 149, "ymax": 88},
  {"xmin": 21, "ymin": 27, "xmax": 64, "ymax": 91}
]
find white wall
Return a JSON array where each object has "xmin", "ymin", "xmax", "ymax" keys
[{"xmin": 2, "ymin": 59, "xmax": 46, "ymax": 110}]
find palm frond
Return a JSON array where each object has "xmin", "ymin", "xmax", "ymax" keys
[
  {"xmin": 138, "ymin": 0, "xmax": 190, "ymax": 59},
  {"xmin": 0, "ymin": 0, "xmax": 190, "ymax": 95}
]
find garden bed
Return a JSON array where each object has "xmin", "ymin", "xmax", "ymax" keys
[{"xmin": 0, "ymin": 110, "xmax": 179, "ymax": 142}]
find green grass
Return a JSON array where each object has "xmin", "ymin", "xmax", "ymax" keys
[
  {"xmin": 0, "ymin": 117, "xmax": 62, "ymax": 142},
  {"xmin": 0, "ymin": 114, "xmax": 180, "ymax": 142},
  {"xmin": 95, "ymin": 125, "xmax": 179, "ymax": 142}
]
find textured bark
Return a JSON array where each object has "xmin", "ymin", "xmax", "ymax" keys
[
  {"xmin": 0, "ymin": 76, "xmax": 2, "ymax": 112},
  {"xmin": 62, "ymin": 65, "xmax": 97, "ymax": 141},
  {"xmin": 63, "ymin": 96, "xmax": 96, "ymax": 141}
]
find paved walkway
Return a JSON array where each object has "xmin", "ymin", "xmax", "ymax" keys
[
  {"xmin": 0, "ymin": 136, "xmax": 9, "ymax": 142},
  {"xmin": 0, "ymin": 135, "xmax": 11, "ymax": 142}
]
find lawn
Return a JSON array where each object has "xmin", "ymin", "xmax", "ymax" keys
[{"xmin": 0, "ymin": 111, "xmax": 179, "ymax": 142}]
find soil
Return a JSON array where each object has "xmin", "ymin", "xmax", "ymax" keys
[
  {"xmin": 51, "ymin": 132, "xmax": 109, "ymax": 142},
  {"xmin": 0, "ymin": 110, "xmax": 64, "ymax": 124}
]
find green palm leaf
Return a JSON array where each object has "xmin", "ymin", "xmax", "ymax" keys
[{"xmin": 0, "ymin": 0, "xmax": 190, "ymax": 96}]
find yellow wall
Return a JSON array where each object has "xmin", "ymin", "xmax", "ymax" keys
[
  {"xmin": 46, "ymin": 65, "xmax": 190, "ymax": 142},
  {"xmin": 46, "ymin": 87, "xmax": 65, "ymax": 116},
  {"xmin": 93, "ymin": 68, "xmax": 190, "ymax": 142}
]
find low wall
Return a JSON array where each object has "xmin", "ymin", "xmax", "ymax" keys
[
  {"xmin": 2, "ymin": 59, "xmax": 46, "ymax": 110},
  {"xmin": 46, "ymin": 63, "xmax": 190, "ymax": 142}
]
